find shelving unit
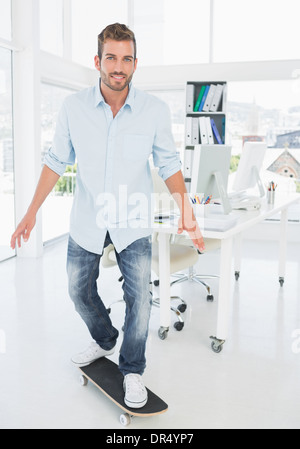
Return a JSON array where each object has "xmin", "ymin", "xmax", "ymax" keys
[{"xmin": 184, "ymin": 81, "xmax": 227, "ymax": 187}]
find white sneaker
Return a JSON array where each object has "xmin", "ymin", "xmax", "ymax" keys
[
  {"xmin": 71, "ymin": 342, "xmax": 115, "ymax": 367},
  {"xmin": 123, "ymin": 373, "xmax": 148, "ymax": 408}
]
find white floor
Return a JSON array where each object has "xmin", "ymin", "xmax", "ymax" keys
[{"xmin": 1, "ymin": 236, "xmax": 300, "ymax": 430}]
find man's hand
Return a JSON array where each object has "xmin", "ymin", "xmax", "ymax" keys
[
  {"xmin": 163, "ymin": 170, "xmax": 205, "ymax": 252},
  {"xmin": 177, "ymin": 212, "xmax": 205, "ymax": 253},
  {"xmin": 10, "ymin": 165, "xmax": 60, "ymax": 250},
  {"xmin": 10, "ymin": 213, "xmax": 36, "ymax": 250}
]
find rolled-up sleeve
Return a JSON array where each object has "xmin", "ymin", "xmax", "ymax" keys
[
  {"xmin": 152, "ymin": 101, "xmax": 182, "ymax": 181},
  {"xmin": 43, "ymin": 101, "xmax": 75, "ymax": 176}
]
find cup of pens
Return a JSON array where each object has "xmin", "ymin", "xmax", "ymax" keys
[
  {"xmin": 190, "ymin": 194, "xmax": 212, "ymax": 217},
  {"xmin": 267, "ymin": 181, "xmax": 276, "ymax": 204}
]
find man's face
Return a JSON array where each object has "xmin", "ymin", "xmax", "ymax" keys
[{"xmin": 95, "ymin": 39, "xmax": 137, "ymax": 92}]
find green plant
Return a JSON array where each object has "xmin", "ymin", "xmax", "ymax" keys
[
  {"xmin": 54, "ymin": 164, "xmax": 77, "ymax": 195},
  {"xmin": 230, "ymin": 155, "xmax": 240, "ymax": 173}
]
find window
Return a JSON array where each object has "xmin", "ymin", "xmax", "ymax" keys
[
  {"xmin": 41, "ymin": 83, "xmax": 77, "ymax": 242},
  {"xmin": 71, "ymin": 0, "xmax": 128, "ymax": 68},
  {"xmin": 0, "ymin": 0, "xmax": 12, "ymax": 41},
  {"xmin": 40, "ymin": 0, "xmax": 63, "ymax": 56},
  {"xmin": 227, "ymin": 79, "xmax": 300, "ymax": 156},
  {"xmin": 0, "ymin": 47, "xmax": 14, "ymax": 261},
  {"xmin": 213, "ymin": 0, "xmax": 300, "ymax": 62},
  {"xmin": 134, "ymin": 0, "xmax": 210, "ymax": 66},
  {"xmin": 226, "ymin": 79, "xmax": 300, "ymax": 219},
  {"xmin": 146, "ymin": 89, "xmax": 185, "ymax": 161}
]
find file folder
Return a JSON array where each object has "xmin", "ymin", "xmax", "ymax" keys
[
  {"xmin": 185, "ymin": 117, "xmax": 192, "ymax": 145},
  {"xmin": 198, "ymin": 85, "xmax": 210, "ymax": 111},
  {"xmin": 184, "ymin": 148, "xmax": 193, "ymax": 179},
  {"xmin": 205, "ymin": 117, "xmax": 214, "ymax": 144},
  {"xmin": 202, "ymin": 84, "xmax": 217, "ymax": 112},
  {"xmin": 186, "ymin": 84, "xmax": 195, "ymax": 113},
  {"xmin": 192, "ymin": 117, "xmax": 199, "ymax": 144},
  {"xmin": 210, "ymin": 118, "xmax": 223, "ymax": 144},
  {"xmin": 194, "ymin": 85, "xmax": 206, "ymax": 112},
  {"xmin": 222, "ymin": 117, "xmax": 226, "ymax": 143},
  {"xmin": 209, "ymin": 84, "xmax": 223, "ymax": 112},
  {"xmin": 199, "ymin": 117, "xmax": 208, "ymax": 144}
]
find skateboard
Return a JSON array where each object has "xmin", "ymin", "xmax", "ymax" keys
[{"xmin": 79, "ymin": 357, "xmax": 168, "ymax": 426}]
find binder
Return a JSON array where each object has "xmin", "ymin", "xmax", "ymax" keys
[
  {"xmin": 210, "ymin": 118, "xmax": 223, "ymax": 144},
  {"xmin": 185, "ymin": 117, "xmax": 192, "ymax": 145},
  {"xmin": 199, "ymin": 117, "xmax": 208, "ymax": 144},
  {"xmin": 193, "ymin": 85, "xmax": 206, "ymax": 112},
  {"xmin": 198, "ymin": 85, "xmax": 210, "ymax": 111},
  {"xmin": 184, "ymin": 148, "xmax": 193, "ymax": 179},
  {"xmin": 202, "ymin": 84, "xmax": 217, "ymax": 112},
  {"xmin": 190, "ymin": 145, "xmax": 201, "ymax": 195},
  {"xmin": 186, "ymin": 84, "xmax": 195, "ymax": 113},
  {"xmin": 209, "ymin": 84, "xmax": 224, "ymax": 112},
  {"xmin": 192, "ymin": 117, "xmax": 199, "ymax": 144},
  {"xmin": 222, "ymin": 117, "xmax": 226, "ymax": 143},
  {"xmin": 205, "ymin": 117, "xmax": 214, "ymax": 144}
]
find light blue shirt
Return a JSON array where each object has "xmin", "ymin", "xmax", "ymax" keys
[{"xmin": 44, "ymin": 81, "xmax": 181, "ymax": 254}]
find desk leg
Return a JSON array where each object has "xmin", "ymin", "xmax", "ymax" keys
[
  {"xmin": 234, "ymin": 232, "xmax": 242, "ymax": 281},
  {"xmin": 158, "ymin": 233, "xmax": 171, "ymax": 339},
  {"xmin": 278, "ymin": 208, "xmax": 288, "ymax": 287},
  {"xmin": 210, "ymin": 237, "xmax": 233, "ymax": 353}
]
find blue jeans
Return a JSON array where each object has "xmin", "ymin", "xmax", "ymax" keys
[{"xmin": 66, "ymin": 233, "xmax": 152, "ymax": 376}]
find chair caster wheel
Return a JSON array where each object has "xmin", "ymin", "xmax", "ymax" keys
[
  {"xmin": 158, "ymin": 327, "xmax": 169, "ymax": 340},
  {"xmin": 177, "ymin": 303, "xmax": 187, "ymax": 313},
  {"xmin": 174, "ymin": 321, "xmax": 184, "ymax": 331},
  {"xmin": 207, "ymin": 294, "xmax": 214, "ymax": 302},
  {"xmin": 154, "ymin": 279, "xmax": 159, "ymax": 287}
]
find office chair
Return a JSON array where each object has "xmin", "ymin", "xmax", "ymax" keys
[
  {"xmin": 151, "ymin": 167, "xmax": 220, "ymax": 330},
  {"xmin": 151, "ymin": 232, "xmax": 220, "ymax": 330},
  {"xmin": 101, "ymin": 237, "xmax": 199, "ymax": 332},
  {"xmin": 101, "ymin": 235, "xmax": 219, "ymax": 333}
]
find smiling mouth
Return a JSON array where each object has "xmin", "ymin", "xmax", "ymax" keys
[{"xmin": 111, "ymin": 74, "xmax": 126, "ymax": 81}]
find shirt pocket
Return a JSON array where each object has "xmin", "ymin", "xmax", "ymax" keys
[{"xmin": 123, "ymin": 134, "xmax": 152, "ymax": 161}]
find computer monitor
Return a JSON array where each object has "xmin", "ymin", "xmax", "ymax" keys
[
  {"xmin": 232, "ymin": 141, "xmax": 267, "ymax": 197},
  {"xmin": 190, "ymin": 144, "xmax": 232, "ymax": 214}
]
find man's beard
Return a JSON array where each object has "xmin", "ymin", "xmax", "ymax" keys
[{"xmin": 100, "ymin": 70, "xmax": 134, "ymax": 92}]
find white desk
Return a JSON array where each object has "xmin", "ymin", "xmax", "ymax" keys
[{"xmin": 154, "ymin": 193, "xmax": 300, "ymax": 352}]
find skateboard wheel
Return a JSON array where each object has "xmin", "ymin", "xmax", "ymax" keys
[
  {"xmin": 120, "ymin": 413, "xmax": 131, "ymax": 426},
  {"xmin": 79, "ymin": 375, "xmax": 88, "ymax": 386}
]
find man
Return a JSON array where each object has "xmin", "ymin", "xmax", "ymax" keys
[{"xmin": 11, "ymin": 23, "xmax": 205, "ymax": 408}]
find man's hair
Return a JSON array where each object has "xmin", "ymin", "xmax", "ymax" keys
[{"xmin": 98, "ymin": 23, "xmax": 137, "ymax": 60}]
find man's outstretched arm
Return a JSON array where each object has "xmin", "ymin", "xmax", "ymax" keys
[{"xmin": 164, "ymin": 170, "xmax": 205, "ymax": 253}]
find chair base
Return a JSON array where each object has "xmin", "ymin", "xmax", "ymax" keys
[
  {"xmin": 155, "ymin": 269, "xmax": 219, "ymax": 302},
  {"xmin": 152, "ymin": 296, "xmax": 186, "ymax": 331},
  {"xmin": 152, "ymin": 269, "xmax": 219, "ymax": 331}
]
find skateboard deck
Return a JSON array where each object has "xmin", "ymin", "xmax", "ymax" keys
[{"xmin": 79, "ymin": 357, "xmax": 168, "ymax": 425}]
